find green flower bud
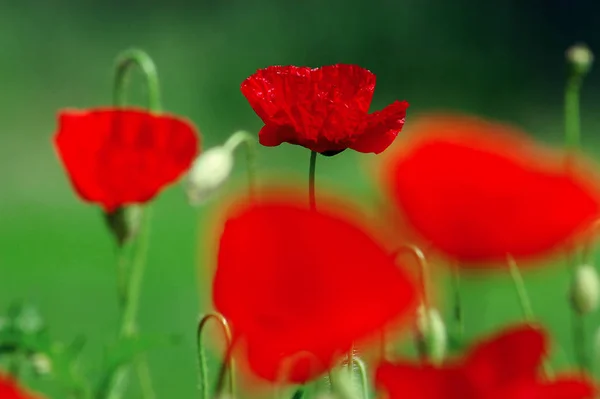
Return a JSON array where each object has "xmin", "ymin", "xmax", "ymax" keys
[
  {"xmin": 185, "ymin": 146, "xmax": 234, "ymax": 206},
  {"xmin": 104, "ymin": 205, "xmax": 142, "ymax": 247},
  {"xmin": 566, "ymin": 43, "xmax": 594, "ymax": 77},
  {"xmin": 416, "ymin": 305, "xmax": 447, "ymax": 364},
  {"xmin": 570, "ymin": 264, "xmax": 600, "ymax": 314}
]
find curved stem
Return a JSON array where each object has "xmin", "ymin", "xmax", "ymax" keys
[
  {"xmin": 113, "ymin": 49, "xmax": 161, "ymax": 112},
  {"xmin": 507, "ymin": 255, "xmax": 534, "ymax": 321},
  {"xmin": 352, "ymin": 357, "xmax": 369, "ymax": 399},
  {"xmin": 393, "ymin": 245, "xmax": 430, "ymax": 309},
  {"xmin": 100, "ymin": 49, "xmax": 162, "ymax": 399},
  {"xmin": 393, "ymin": 245, "xmax": 431, "ymax": 359},
  {"xmin": 308, "ymin": 151, "xmax": 317, "ymax": 211},
  {"xmin": 197, "ymin": 313, "xmax": 235, "ymax": 399},
  {"xmin": 224, "ymin": 130, "xmax": 258, "ymax": 199}
]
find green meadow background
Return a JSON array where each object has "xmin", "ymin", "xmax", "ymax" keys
[{"xmin": 2, "ymin": 0, "xmax": 600, "ymax": 397}]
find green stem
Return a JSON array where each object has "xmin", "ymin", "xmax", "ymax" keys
[
  {"xmin": 393, "ymin": 245, "xmax": 431, "ymax": 360},
  {"xmin": 100, "ymin": 49, "xmax": 161, "ymax": 399},
  {"xmin": 113, "ymin": 49, "xmax": 161, "ymax": 111},
  {"xmin": 507, "ymin": 255, "xmax": 555, "ymax": 378},
  {"xmin": 197, "ymin": 313, "xmax": 235, "ymax": 399},
  {"xmin": 565, "ymin": 76, "xmax": 582, "ymax": 151},
  {"xmin": 308, "ymin": 151, "xmax": 317, "ymax": 210},
  {"xmin": 451, "ymin": 266, "xmax": 464, "ymax": 339},
  {"xmin": 568, "ymin": 252, "xmax": 589, "ymax": 373},
  {"xmin": 224, "ymin": 130, "xmax": 258, "ymax": 199},
  {"xmin": 507, "ymin": 255, "xmax": 534, "ymax": 320},
  {"xmin": 101, "ymin": 207, "xmax": 154, "ymax": 399},
  {"xmin": 352, "ymin": 357, "xmax": 369, "ymax": 399}
]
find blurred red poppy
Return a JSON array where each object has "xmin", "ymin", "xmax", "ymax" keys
[
  {"xmin": 241, "ymin": 64, "xmax": 408, "ymax": 156},
  {"xmin": 0, "ymin": 375, "xmax": 42, "ymax": 399},
  {"xmin": 383, "ymin": 115, "xmax": 600, "ymax": 264},
  {"xmin": 213, "ymin": 194, "xmax": 417, "ymax": 383},
  {"xmin": 54, "ymin": 108, "xmax": 199, "ymax": 213},
  {"xmin": 376, "ymin": 324, "xmax": 595, "ymax": 399}
]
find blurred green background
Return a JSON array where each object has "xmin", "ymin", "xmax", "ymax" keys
[{"xmin": 2, "ymin": 0, "xmax": 600, "ymax": 397}]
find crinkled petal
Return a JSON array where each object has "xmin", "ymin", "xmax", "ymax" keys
[
  {"xmin": 351, "ymin": 100, "xmax": 409, "ymax": 154},
  {"xmin": 54, "ymin": 107, "xmax": 199, "ymax": 212},
  {"xmin": 241, "ymin": 64, "xmax": 377, "ymax": 153},
  {"xmin": 213, "ymin": 194, "xmax": 417, "ymax": 382}
]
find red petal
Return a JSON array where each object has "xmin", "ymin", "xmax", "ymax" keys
[
  {"xmin": 0, "ymin": 374, "xmax": 42, "ymax": 399},
  {"xmin": 54, "ymin": 108, "xmax": 199, "ymax": 212},
  {"xmin": 384, "ymin": 114, "xmax": 600, "ymax": 263},
  {"xmin": 464, "ymin": 324, "xmax": 547, "ymax": 395},
  {"xmin": 241, "ymin": 64, "xmax": 376, "ymax": 153},
  {"xmin": 213, "ymin": 194, "xmax": 417, "ymax": 382},
  {"xmin": 375, "ymin": 362, "xmax": 474, "ymax": 399},
  {"xmin": 486, "ymin": 378, "xmax": 596, "ymax": 399},
  {"xmin": 351, "ymin": 100, "xmax": 409, "ymax": 154}
]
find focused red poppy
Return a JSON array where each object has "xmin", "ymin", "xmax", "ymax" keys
[
  {"xmin": 0, "ymin": 374, "xmax": 42, "ymax": 399},
  {"xmin": 241, "ymin": 64, "xmax": 409, "ymax": 156},
  {"xmin": 213, "ymin": 193, "xmax": 417, "ymax": 383},
  {"xmin": 383, "ymin": 114, "xmax": 600, "ymax": 264},
  {"xmin": 376, "ymin": 324, "xmax": 595, "ymax": 399},
  {"xmin": 54, "ymin": 108, "xmax": 199, "ymax": 213}
]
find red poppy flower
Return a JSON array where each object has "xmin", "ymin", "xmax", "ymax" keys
[
  {"xmin": 213, "ymin": 193, "xmax": 417, "ymax": 383},
  {"xmin": 383, "ymin": 114, "xmax": 600, "ymax": 264},
  {"xmin": 376, "ymin": 324, "xmax": 596, "ymax": 399},
  {"xmin": 0, "ymin": 375, "xmax": 43, "ymax": 399},
  {"xmin": 241, "ymin": 64, "xmax": 409, "ymax": 156},
  {"xmin": 54, "ymin": 108, "xmax": 199, "ymax": 213}
]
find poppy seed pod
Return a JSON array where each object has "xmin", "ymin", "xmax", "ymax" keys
[
  {"xmin": 415, "ymin": 305, "xmax": 447, "ymax": 364},
  {"xmin": 566, "ymin": 44, "xmax": 594, "ymax": 76},
  {"xmin": 570, "ymin": 264, "xmax": 600, "ymax": 314},
  {"xmin": 185, "ymin": 146, "xmax": 234, "ymax": 206}
]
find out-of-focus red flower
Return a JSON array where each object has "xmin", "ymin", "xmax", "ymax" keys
[
  {"xmin": 376, "ymin": 324, "xmax": 596, "ymax": 399},
  {"xmin": 241, "ymin": 64, "xmax": 409, "ymax": 156},
  {"xmin": 0, "ymin": 375, "xmax": 43, "ymax": 399},
  {"xmin": 213, "ymin": 193, "xmax": 417, "ymax": 383},
  {"xmin": 54, "ymin": 108, "xmax": 199, "ymax": 213},
  {"xmin": 383, "ymin": 114, "xmax": 600, "ymax": 264}
]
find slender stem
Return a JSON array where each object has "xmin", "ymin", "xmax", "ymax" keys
[
  {"xmin": 101, "ymin": 207, "xmax": 154, "ymax": 399},
  {"xmin": 100, "ymin": 49, "xmax": 161, "ymax": 399},
  {"xmin": 393, "ymin": 245, "xmax": 431, "ymax": 360},
  {"xmin": 113, "ymin": 49, "xmax": 161, "ymax": 111},
  {"xmin": 567, "ymin": 251, "xmax": 589, "ymax": 373},
  {"xmin": 224, "ymin": 130, "xmax": 258, "ymax": 199},
  {"xmin": 308, "ymin": 151, "xmax": 317, "ymax": 211},
  {"xmin": 114, "ymin": 247, "xmax": 129, "ymax": 308},
  {"xmin": 197, "ymin": 313, "xmax": 235, "ymax": 399},
  {"xmin": 451, "ymin": 266, "xmax": 464, "ymax": 339},
  {"xmin": 507, "ymin": 255, "xmax": 534, "ymax": 320},
  {"xmin": 352, "ymin": 357, "xmax": 369, "ymax": 399},
  {"xmin": 135, "ymin": 357, "xmax": 156, "ymax": 399},
  {"xmin": 564, "ymin": 76, "xmax": 582, "ymax": 152}
]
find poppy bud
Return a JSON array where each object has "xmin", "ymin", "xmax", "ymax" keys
[
  {"xmin": 31, "ymin": 353, "xmax": 52, "ymax": 376},
  {"xmin": 104, "ymin": 205, "xmax": 143, "ymax": 247},
  {"xmin": 329, "ymin": 368, "xmax": 361, "ymax": 399},
  {"xmin": 570, "ymin": 264, "xmax": 600, "ymax": 314},
  {"xmin": 566, "ymin": 44, "xmax": 594, "ymax": 77},
  {"xmin": 415, "ymin": 305, "xmax": 447, "ymax": 363},
  {"xmin": 185, "ymin": 146, "xmax": 234, "ymax": 206}
]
